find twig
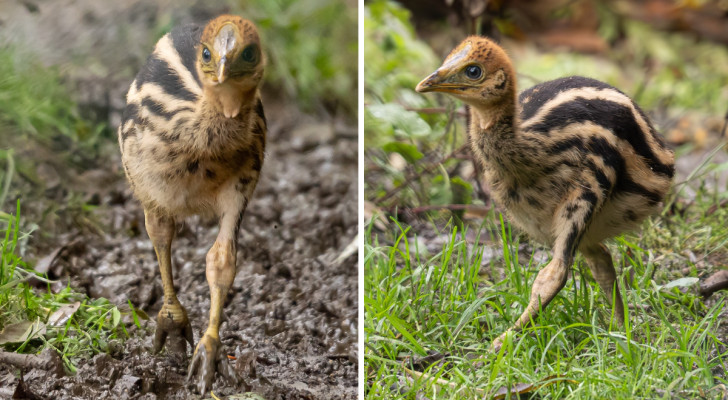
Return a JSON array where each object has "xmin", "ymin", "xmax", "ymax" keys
[
  {"xmin": 404, "ymin": 106, "xmax": 468, "ymax": 117},
  {"xmin": 377, "ymin": 144, "xmax": 470, "ymax": 205},
  {"xmin": 700, "ymin": 270, "xmax": 728, "ymax": 298},
  {"xmin": 0, "ymin": 349, "xmax": 64, "ymax": 377},
  {"xmin": 391, "ymin": 204, "xmax": 491, "ymax": 215}
]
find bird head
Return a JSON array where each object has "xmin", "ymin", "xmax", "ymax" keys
[
  {"xmin": 198, "ymin": 15, "xmax": 264, "ymax": 93},
  {"xmin": 416, "ymin": 36, "xmax": 516, "ymax": 110}
]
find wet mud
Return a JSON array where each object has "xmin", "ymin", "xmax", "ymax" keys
[{"xmin": 1, "ymin": 109, "xmax": 358, "ymax": 400}]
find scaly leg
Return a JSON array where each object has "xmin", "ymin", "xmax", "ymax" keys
[
  {"xmin": 145, "ymin": 210, "xmax": 193, "ymax": 355},
  {"xmin": 491, "ymin": 186, "xmax": 601, "ymax": 351},
  {"xmin": 188, "ymin": 175, "xmax": 257, "ymax": 393},
  {"xmin": 581, "ymin": 243, "xmax": 625, "ymax": 326}
]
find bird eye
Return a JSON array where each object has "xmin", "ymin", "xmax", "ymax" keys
[
  {"xmin": 464, "ymin": 65, "xmax": 482, "ymax": 80},
  {"xmin": 241, "ymin": 45, "xmax": 257, "ymax": 63},
  {"xmin": 202, "ymin": 47, "xmax": 211, "ymax": 63}
]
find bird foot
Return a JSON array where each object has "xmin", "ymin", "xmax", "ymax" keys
[
  {"xmin": 153, "ymin": 301, "xmax": 193, "ymax": 356},
  {"xmin": 187, "ymin": 333, "xmax": 238, "ymax": 394}
]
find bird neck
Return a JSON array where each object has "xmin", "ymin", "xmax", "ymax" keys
[
  {"xmin": 467, "ymin": 95, "xmax": 537, "ymax": 181},
  {"xmin": 202, "ymin": 83, "xmax": 257, "ymax": 119},
  {"xmin": 469, "ymin": 99, "xmax": 516, "ymax": 137}
]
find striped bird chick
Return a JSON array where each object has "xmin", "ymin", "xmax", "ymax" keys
[
  {"xmin": 417, "ymin": 37, "xmax": 674, "ymax": 351},
  {"xmin": 118, "ymin": 15, "xmax": 266, "ymax": 392}
]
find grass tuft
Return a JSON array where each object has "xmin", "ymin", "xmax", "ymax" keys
[
  {"xmin": 365, "ymin": 194, "xmax": 728, "ymax": 398},
  {"xmin": 0, "ymin": 202, "xmax": 139, "ymax": 373}
]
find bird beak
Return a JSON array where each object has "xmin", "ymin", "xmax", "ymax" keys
[
  {"xmin": 216, "ymin": 56, "xmax": 228, "ymax": 84},
  {"xmin": 416, "ymin": 69, "xmax": 462, "ymax": 94},
  {"xmin": 415, "ymin": 70, "xmax": 444, "ymax": 93},
  {"xmin": 416, "ymin": 43, "xmax": 472, "ymax": 94}
]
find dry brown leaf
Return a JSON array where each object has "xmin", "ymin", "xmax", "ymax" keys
[
  {"xmin": 364, "ymin": 200, "xmax": 390, "ymax": 231},
  {"xmin": 47, "ymin": 301, "xmax": 81, "ymax": 327},
  {"xmin": 0, "ymin": 319, "xmax": 46, "ymax": 345}
]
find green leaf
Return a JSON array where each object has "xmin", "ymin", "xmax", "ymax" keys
[
  {"xmin": 662, "ymin": 277, "xmax": 699, "ymax": 290},
  {"xmin": 367, "ymin": 103, "xmax": 431, "ymax": 138},
  {"xmin": 111, "ymin": 307, "xmax": 121, "ymax": 328},
  {"xmin": 382, "ymin": 142, "xmax": 423, "ymax": 164}
]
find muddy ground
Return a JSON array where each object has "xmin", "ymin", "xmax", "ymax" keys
[{"xmin": 0, "ymin": 1, "xmax": 358, "ymax": 399}]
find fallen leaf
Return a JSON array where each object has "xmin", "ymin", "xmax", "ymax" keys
[
  {"xmin": 333, "ymin": 234, "xmax": 358, "ymax": 266},
  {"xmin": 0, "ymin": 319, "xmax": 46, "ymax": 345},
  {"xmin": 662, "ymin": 277, "xmax": 700, "ymax": 290},
  {"xmin": 47, "ymin": 302, "xmax": 81, "ymax": 327}
]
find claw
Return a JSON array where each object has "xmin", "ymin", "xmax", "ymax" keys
[
  {"xmin": 153, "ymin": 302, "xmax": 192, "ymax": 355},
  {"xmin": 187, "ymin": 334, "xmax": 238, "ymax": 393}
]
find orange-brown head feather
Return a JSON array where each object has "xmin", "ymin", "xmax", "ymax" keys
[
  {"xmin": 197, "ymin": 15, "xmax": 265, "ymax": 118},
  {"xmin": 416, "ymin": 36, "xmax": 516, "ymax": 113}
]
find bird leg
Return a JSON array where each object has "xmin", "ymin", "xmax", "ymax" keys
[
  {"xmin": 491, "ymin": 187, "xmax": 599, "ymax": 351},
  {"xmin": 581, "ymin": 243, "xmax": 625, "ymax": 327},
  {"xmin": 145, "ymin": 210, "xmax": 193, "ymax": 355},
  {"xmin": 187, "ymin": 182, "xmax": 254, "ymax": 393}
]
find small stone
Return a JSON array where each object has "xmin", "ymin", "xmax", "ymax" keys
[{"xmin": 112, "ymin": 374, "xmax": 141, "ymax": 396}]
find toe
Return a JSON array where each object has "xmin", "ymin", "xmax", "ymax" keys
[
  {"xmin": 153, "ymin": 328, "xmax": 168, "ymax": 354},
  {"xmin": 188, "ymin": 337, "xmax": 217, "ymax": 393}
]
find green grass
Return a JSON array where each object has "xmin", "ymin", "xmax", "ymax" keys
[
  {"xmin": 239, "ymin": 0, "xmax": 358, "ymax": 118},
  {"xmin": 0, "ymin": 202, "xmax": 142, "ymax": 373},
  {"xmin": 365, "ymin": 179, "xmax": 728, "ymax": 399},
  {"xmin": 0, "ymin": 45, "xmax": 101, "ymax": 147}
]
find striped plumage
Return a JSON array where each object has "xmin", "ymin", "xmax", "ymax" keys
[
  {"xmin": 118, "ymin": 15, "xmax": 266, "ymax": 392},
  {"xmin": 417, "ymin": 36, "xmax": 674, "ymax": 350}
]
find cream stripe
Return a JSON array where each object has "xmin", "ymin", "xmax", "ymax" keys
[
  {"xmin": 520, "ymin": 87, "xmax": 672, "ymax": 166},
  {"xmin": 153, "ymin": 34, "xmax": 203, "ymax": 97},
  {"xmin": 129, "ymin": 82, "xmax": 197, "ymax": 115},
  {"xmin": 547, "ymin": 121, "xmax": 671, "ymax": 194}
]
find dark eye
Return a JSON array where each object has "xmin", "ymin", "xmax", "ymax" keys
[
  {"xmin": 241, "ymin": 45, "xmax": 257, "ymax": 63},
  {"xmin": 202, "ymin": 47, "xmax": 211, "ymax": 63},
  {"xmin": 464, "ymin": 65, "xmax": 482, "ymax": 80}
]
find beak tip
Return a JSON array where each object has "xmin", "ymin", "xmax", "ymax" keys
[
  {"xmin": 415, "ymin": 79, "xmax": 431, "ymax": 93},
  {"xmin": 416, "ymin": 71, "xmax": 440, "ymax": 93}
]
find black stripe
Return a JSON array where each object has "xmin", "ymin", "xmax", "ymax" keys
[
  {"xmin": 580, "ymin": 190, "xmax": 597, "ymax": 205},
  {"xmin": 255, "ymin": 98, "xmax": 267, "ymax": 127},
  {"xmin": 548, "ymin": 136, "xmax": 585, "ymax": 155},
  {"xmin": 586, "ymin": 136, "xmax": 622, "ymax": 171},
  {"xmin": 134, "ymin": 54, "xmax": 199, "ymax": 102},
  {"xmin": 519, "ymin": 76, "xmax": 615, "ymax": 122},
  {"xmin": 584, "ymin": 159, "xmax": 613, "ymax": 194},
  {"xmin": 120, "ymin": 103, "xmax": 140, "ymax": 141},
  {"xmin": 141, "ymin": 97, "xmax": 191, "ymax": 120},
  {"xmin": 615, "ymin": 179, "xmax": 662, "ymax": 205},
  {"xmin": 169, "ymin": 24, "xmax": 203, "ymax": 87},
  {"xmin": 562, "ymin": 190, "xmax": 597, "ymax": 260},
  {"xmin": 528, "ymin": 98, "xmax": 673, "ymax": 177}
]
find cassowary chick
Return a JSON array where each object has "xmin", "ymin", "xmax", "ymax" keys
[
  {"xmin": 118, "ymin": 15, "xmax": 266, "ymax": 392},
  {"xmin": 417, "ymin": 37, "xmax": 674, "ymax": 350}
]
